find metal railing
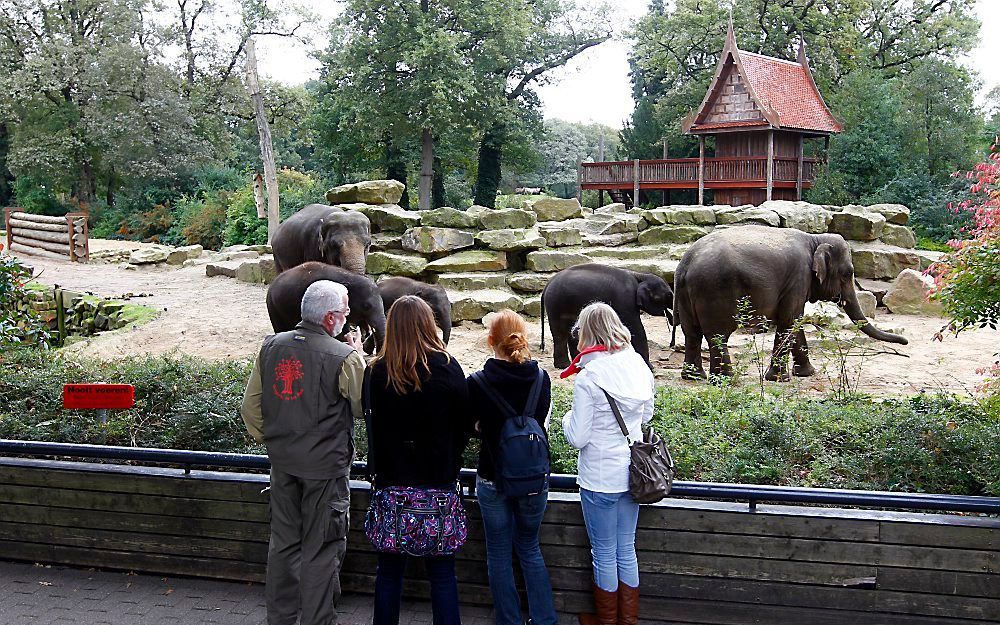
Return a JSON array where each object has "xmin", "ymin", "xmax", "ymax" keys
[{"xmin": 2, "ymin": 439, "xmax": 998, "ymax": 515}]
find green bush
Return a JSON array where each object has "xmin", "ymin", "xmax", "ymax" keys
[
  {"xmin": 0, "ymin": 257, "xmax": 54, "ymax": 348},
  {"xmin": 13, "ymin": 175, "xmax": 67, "ymax": 216},
  {"xmin": 224, "ymin": 169, "xmax": 325, "ymax": 246}
]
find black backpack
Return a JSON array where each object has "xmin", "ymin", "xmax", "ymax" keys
[{"xmin": 471, "ymin": 368, "xmax": 550, "ymax": 497}]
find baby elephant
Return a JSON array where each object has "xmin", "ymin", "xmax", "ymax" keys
[
  {"xmin": 377, "ymin": 276, "xmax": 453, "ymax": 344},
  {"xmin": 541, "ymin": 263, "xmax": 673, "ymax": 369}
]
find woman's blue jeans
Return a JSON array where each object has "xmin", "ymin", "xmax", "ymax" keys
[
  {"xmin": 373, "ymin": 553, "xmax": 460, "ymax": 625},
  {"xmin": 579, "ymin": 488, "xmax": 640, "ymax": 592},
  {"xmin": 476, "ymin": 476, "xmax": 558, "ymax": 625}
]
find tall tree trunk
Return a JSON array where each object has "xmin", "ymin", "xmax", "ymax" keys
[
  {"xmin": 76, "ymin": 158, "xmax": 97, "ymax": 206},
  {"xmin": 419, "ymin": 127, "xmax": 433, "ymax": 211},
  {"xmin": 385, "ymin": 135, "xmax": 409, "ymax": 209},
  {"xmin": 245, "ymin": 38, "xmax": 280, "ymax": 242},
  {"xmin": 432, "ymin": 156, "xmax": 445, "ymax": 208},
  {"xmin": 106, "ymin": 166, "xmax": 116, "ymax": 208},
  {"xmin": 474, "ymin": 123, "xmax": 504, "ymax": 208}
]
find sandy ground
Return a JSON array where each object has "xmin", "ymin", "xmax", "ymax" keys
[{"xmin": 9, "ymin": 241, "xmax": 995, "ymax": 397}]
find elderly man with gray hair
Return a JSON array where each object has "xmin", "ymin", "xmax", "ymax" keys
[{"xmin": 241, "ymin": 280, "xmax": 365, "ymax": 625}]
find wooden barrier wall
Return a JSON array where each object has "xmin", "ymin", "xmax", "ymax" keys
[
  {"xmin": 3, "ymin": 208, "xmax": 89, "ymax": 261},
  {"xmin": 0, "ymin": 457, "xmax": 997, "ymax": 625}
]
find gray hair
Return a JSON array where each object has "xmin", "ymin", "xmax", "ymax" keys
[
  {"xmin": 576, "ymin": 302, "xmax": 631, "ymax": 352},
  {"xmin": 301, "ymin": 280, "xmax": 349, "ymax": 324}
]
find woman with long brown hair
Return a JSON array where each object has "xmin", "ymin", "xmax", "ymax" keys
[{"xmin": 364, "ymin": 295, "xmax": 469, "ymax": 625}]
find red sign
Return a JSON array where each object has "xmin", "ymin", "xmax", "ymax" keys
[{"xmin": 63, "ymin": 384, "xmax": 135, "ymax": 410}]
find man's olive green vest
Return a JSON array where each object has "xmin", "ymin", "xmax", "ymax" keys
[{"xmin": 259, "ymin": 321, "xmax": 354, "ymax": 479}]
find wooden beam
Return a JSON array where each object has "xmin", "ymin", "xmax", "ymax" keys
[
  {"xmin": 633, "ymin": 159, "xmax": 640, "ymax": 208},
  {"xmin": 4, "ymin": 207, "xmax": 13, "ymax": 253},
  {"xmin": 766, "ymin": 130, "xmax": 774, "ymax": 202},
  {"xmin": 796, "ymin": 135, "xmax": 804, "ymax": 201},
  {"xmin": 698, "ymin": 137, "xmax": 705, "ymax": 205},
  {"xmin": 576, "ymin": 160, "xmax": 582, "ymax": 203}
]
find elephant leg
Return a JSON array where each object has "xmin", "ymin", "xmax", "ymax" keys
[
  {"xmin": 765, "ymin": 327, "xmax": 794, "ymax": 382},
  {"xmin": 551, "ymin": 322, "xmax": 572, "ymax": 369},
  {"xmin": 681, "ymin": 324, "xmax": 706, "ymax": 380},
  {"xmin": 625, "ymin": 316, "xmax": 652, "ymax": 369},
  {"xmin": 792, "ymin": 329, "xmax": 816, "ymax": 377},
  {"xmin": 707, "ymin": 333, "xmax": 733, "ymax": 378}
]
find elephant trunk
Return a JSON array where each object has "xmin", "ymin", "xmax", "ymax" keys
[
  {"xmin": 842, "ymin": 284, "xmax": 908, "ymax": 345},
  {"xmin": 340, "ymin": 239, "xmax": 368, "ymax": 275},
  {"xmin": 371, "ymin": 310, "xmax": 386, "ymax": 351}
]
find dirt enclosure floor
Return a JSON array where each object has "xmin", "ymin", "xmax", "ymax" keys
[{"xmin": 10, "ymin": 240, "xmax": 997, "ymax": 397}]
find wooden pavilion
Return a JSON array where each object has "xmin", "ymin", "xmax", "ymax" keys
[{"xmin": 579, "ymin": 22, "xmax": 841, "ymax": 207}]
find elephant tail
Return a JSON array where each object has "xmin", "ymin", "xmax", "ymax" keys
[
  {"xmin": 540, "ymin": 289, "xmax": 546, "ymax": 350},
  {"xmin": 670, "ymin": 274, "xmax": 679, "ymax": 348}
]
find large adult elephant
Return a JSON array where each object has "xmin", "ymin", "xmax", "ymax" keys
[
  {"xmin": 673, "ymin": 226, "xmax": 907, "ymax": 381},
  {"xmin": 541, "ymin": 263, "xmax": 673, "ymax": 369},
  {"xmin": 377, "ymin": 277, "xmax": 452, "ymax": 344},
  {"xmin": 266, "ymin": 262, "xmax": 386, "ymax": 350},
  {"xmin": 271, "ymin": 204, "xmax": 371, "ymax": 274}
]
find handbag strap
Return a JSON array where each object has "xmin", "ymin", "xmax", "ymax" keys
[
  {"xmin": 600, "ymin": 387, "xmax": 632, "ymax": 446},
  {"xmin": 362, "ymin": 367, "xmax": 376, "ymax": 480}
]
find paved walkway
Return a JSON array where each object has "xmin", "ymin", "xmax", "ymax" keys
[{"xmin": 0, "ymin": 560, "xmax": 495, "ymax": 625}]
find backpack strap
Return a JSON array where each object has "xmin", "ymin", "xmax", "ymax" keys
[
  {"xmin": 522, "ymin": 368, "xmax": 546, "ymax": 420},
  {"xmin": 362, "ymin": 367, "xmax": 376, "ymax": 480},
  {"xmin": 470, "ymin": 370, "xmax": 517, "ymax": 419}
]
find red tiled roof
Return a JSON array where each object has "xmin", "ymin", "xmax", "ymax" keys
[{"xmin": 738, "ymin": 51, "xmax": 840, "ymax": 133}]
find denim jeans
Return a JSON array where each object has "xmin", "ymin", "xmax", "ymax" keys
[
  {"xmin": 373, "ymin": 553, "xmax": 460, "ymax": 625},
  {"xmin": 476, "ymin": 476, "xmax": 558, "ymax": 625},
  {"xmin": 579, "ymin": 489, "xmax": 640, "ymax": 592}
]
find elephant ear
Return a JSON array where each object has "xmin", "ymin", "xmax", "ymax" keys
[
  {"xmin": 635, "ymin": 280, "xmax": 652, "ymax": 310},
  {"xmin": 318, "ymin": 218, "xmax": 339, "ymax": 264},
  {"xmin": 812, "ymin": 243, "xmax": 834, "ymax": 284}
]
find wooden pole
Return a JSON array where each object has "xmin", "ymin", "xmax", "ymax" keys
[
  {"xmin": 4, "ymin": 207, "xmax": 12, "ymax": 253},
  {"xmin": 796, "ymin": 135, "xmax": 804, "ymax": 200},
  {"xmin": 65, "ymin": 215, "xmax": 75, "ymax": 261},
  {"xmin": 662, "ymin": 137, "xmax": 669, "ymax": 159},
  {"xmin": 598, "ymin": 189, "xmax": 604, "ymax": 207},
  {"xmin": 598, "ymin": 135, "xmax": 605, "ymax": 161},
  {"xmin": 576, "ymin": 161, "xmax": 582, "ymax": 203},
  {"xmin": 245, "ymin": 38, "xmax": 280, "ymax": 242},
  {"xmin": 632, "ymin": 159, "xmax": 640, "ymax": 209},
  {"xmin": 419, "ymin": 128, "xmax": 433, "ymax": 211},
  {"xmin": 697, "ymin": 136, "xmax": 705, "ymax": 205},
  {"xmin": 766, "ymin": 130, "xmax": 774, "ymax": 202}
]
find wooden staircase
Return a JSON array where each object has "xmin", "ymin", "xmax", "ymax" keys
[{"xmin": 608, "ymin": 188, "xmax": 633, "ymax": 208}]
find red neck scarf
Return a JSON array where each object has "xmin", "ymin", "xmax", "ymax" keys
[{"xmin": 559, "ymin": 345, "xmax": 609, "ymax": 379}]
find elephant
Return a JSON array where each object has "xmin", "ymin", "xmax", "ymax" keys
[
  {"xmin": 672, "ymin": 226, "xmax": 907, "ymax": 381},
  {"xmin": 377, "ymin": 276, "xmax": 452, "ymax": 345},
  {"xmin": 266, "ymin": 262, "xmax": 386, "ymax": 351},
  {"xmin": 270, "ymin": 204, "xmax": 371, "ymax": 274},
  {"xmin": 541, "ymin": 263, "xmax": 673, "ymax": 369}
]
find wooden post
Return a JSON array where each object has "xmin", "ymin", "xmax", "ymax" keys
[
  {"xmin": 796, "ymin": 135, "xmax": 805, "ymax": 200},
  {"xmin": 4, "ymin": 207, "xmax": 12, "ymax": 253},
  {"xmin": 576, "ymin": 161, "xmax": 582, "ymax": 203},
  {"xmin": 245, "ymin": 38, "xmax": 280, "ymax": 243},
  {"xmin": 824, "ymin": 135, "xmax": 830, "ymax": 163},
  {"xmin": 598, "ymin": 135, "xmax": 605, "ymax": 161},
  {"xmin": 633, "ymin": 159, "xmax": 640, "ymax": 208},
  {"xmin": 65, "ymin": 215, "xmax": 75, "ymax": 261},
  {"xmin": 598, "ymin": 189, "xmax": 604, "ymax": 207},
  {"xmin": 662, "ymin": 137, "xmax": 669, "ymax": 159},
  {"xmin": 419, "ymin": 128, "xmax": 433, "ymax": 211},
  {"xmin": 766, "ymin": 130, "xmax": 774, "ymax": 202},
  {"xmin": 697, "ymin": 136, "xmax": 705, "ymax": 205}
]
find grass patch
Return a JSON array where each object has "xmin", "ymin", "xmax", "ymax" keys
[{"xmin": 2, "ymin": 348, "xmax": 997, "ymax": 496}]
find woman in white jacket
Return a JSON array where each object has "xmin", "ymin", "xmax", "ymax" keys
[{"xmin": 561, "ymin": 303, "xmax": 654, "ymax": 625}]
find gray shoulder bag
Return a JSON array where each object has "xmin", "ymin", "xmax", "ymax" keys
[{"xmin": 601, "ymin": 388, "xmax": 675, "ymax": 504}]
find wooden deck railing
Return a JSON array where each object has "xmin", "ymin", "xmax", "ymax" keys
[{"xmin": 580, "ymin": 157, "xmax": 822, "ymax": 188}]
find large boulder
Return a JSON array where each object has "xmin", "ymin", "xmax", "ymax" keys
[
  {"xmin": 525, "ymin": 250, "xmax": 592, "ymax": 273},
  {"xmin": 526, "ymin": 197, "xmax": 585, "ymax": 221},
  {"xmin": 597, "ymin": 258, "xmax": 678, "ymax": 284},
  {"xmin": 802, "ymin": 301, "xmax": 855, "ymax": 329},
  {"xmin": 856, "ymin": 290, "xmax": 877, "ymax": 318},
  {"xmin": 128, "ymin": 246, "xmax": 171, "ymax": 265},
  {"xmin": 830, "ymin": 206, "xmax": 886, "ymax": 241},
  {"xmin": 914, "ymin": 249, "xmax": 945, "ymax": 270},
  {"xmin": 400, "ymin": 227, "xmax": 475, "ymax": 255},
  {"xmin": 205, "ymin": 260, "xmax": 242, "ymax": 278},
  {"xmin": 849, "ymin": 243, "xmax": 921, "ymax": 280},
  {"xmin": 506, "ymin": 272, "xmax": 550, "ymax": 293},
  {"xmin": 866, "ymin": 203, "xmax": 910, "ymax": 225},
  {"xmin": 475, "ymin": 228, "xmax": 546, "ymax": 252},
  {"xmin": 595, "ymin": 203, "xmax": 627, "ymax": 214},
  {"xmin": 641, "ymin": 206, "xmax": 716, "ymax": 227},
  {"xmin": 584, "ymin": 212, "xmax": 642, "ymax": 236},
  {"xmin": 166, "ymin": 244, "xmax": 203, "ymax": 266},
  {"xmin": 420, "ymin": 207, "xmax": 478, "ymax": 229},
  {"xmin": 884, "ymin": 269, "xmax": 943, "ymax": 316},
  {"xmin": 858, "ymin": 278, "xmax": 893, "ymax": 307},
  {"xmin": 357, "ymin": 204, "xmax": 422, "ymax": 232},
  {"xmin": 715, "ymin": 206, "xmax": 781, "ymax": 227},
  {"xmin": 880, "ymin": 223, "xmax": 916, "ymax": 249},
  {"xmin": 637, "ymin": 225, "xmax": 709, "ymax": 245},
  {"xmin": 366, "ymin": 251, "xmax": 428, "ymax": 276},
  {"xmin": 371, "ymin": 233, "xmax": 403, "ymax": 252},
  {"xmin": 435, "ymin": 272, "xmax": 508, "ymax": 290},
  {"xmin": 326, "ymin": 179, "xmax": 405, "ymax": 205},
  {"xmin": 426, "ymin": 250, "xmax": 508, "ymax": 273},
  {"xmin": 760, "ymin": 201, "xmax": 833, "ymax": 234},
  {"xmin": 478, "ymin": 209, "xmax": 537, "ymax": 230},
  {"xmin": 537, "ymin": 225, "xmax": 582, "ymax": 247},
  {"xmin": 447, "ymin": 289, "xmax": 524, "ymax": 322}
]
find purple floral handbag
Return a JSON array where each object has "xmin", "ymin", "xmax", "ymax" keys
[{"xmin": 364, "ymin": 485, "xmax": 468, "ymax": 556}]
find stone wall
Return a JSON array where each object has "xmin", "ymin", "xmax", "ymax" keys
[
  {"xmin": 11, "ymin": 286, "xmax": 156, "ymax": 338},
  {"xmin": 337, "ymin": 195, "xmax": 934, "ymax": 322}
]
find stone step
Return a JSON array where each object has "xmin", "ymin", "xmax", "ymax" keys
[
  {"xmin": 525, "ymin": 250, "xmax": 592, "ymax": 273},
  {"xmin": 506, "ymin": 272, "xmax": 550, "ymax": 293},
  {"xmin": 596, "ymin": 258, "xmax": 679, "ymax": 283},
  {"xmin": 446, "ymin": 289, "xmax": 524, "ymax": 322},
  {"xmin": 425, "ymin": 250, "xmax": 507, "ymax": 273},
  {"xmin": 434, "ymin": 272, "xmax": 509, "ymax": 290},
  {"xmin": 366, "ymin": 251, "xmax": 429, "ymax": 276},
  {"xmin": 582, "ymin": 244, "xmax": 686, "ymax": 261}
]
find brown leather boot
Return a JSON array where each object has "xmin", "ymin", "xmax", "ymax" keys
[
  {"xmin": 617, "ymin": 582, "xmax": 639, "ymax": 625},
  {"xmin": 578, "ymin": 583, "xmax": 617, "ymax": 625}
]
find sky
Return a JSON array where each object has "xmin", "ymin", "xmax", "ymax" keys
[{"xmin": 257, "ymin": 0, "xmax": 1000, "ymax": 129}]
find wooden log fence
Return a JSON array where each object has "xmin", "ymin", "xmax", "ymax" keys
[
  {"xmin": 0, "ymin": 455, "xmax": 997, "ymax": 625},
  {"xmin": 3, "ymin": 208, "xmax": 88, "ymax": 262}
]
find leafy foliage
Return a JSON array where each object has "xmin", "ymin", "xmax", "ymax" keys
[
  {"xmin": 0, "ymin": 257, "xmax": 54, "ymax": 348},
  {"xmin": 224, "ymin": 169, "xmax": 324, "ymax": 246}
]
